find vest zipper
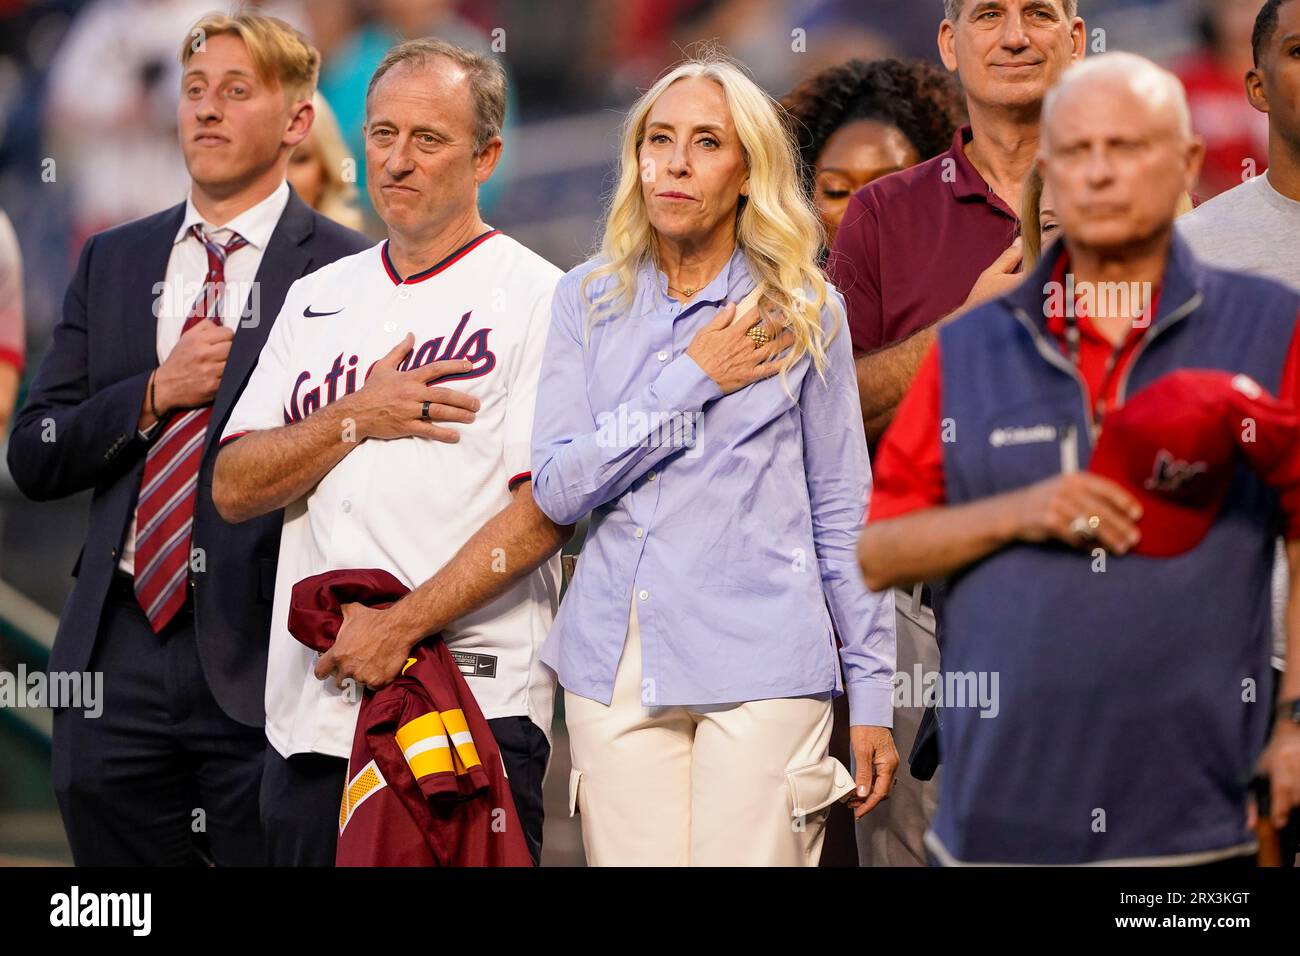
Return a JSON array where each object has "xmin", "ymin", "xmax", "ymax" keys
[
  {"xmin": 1012, "ymin": 290, "xmax": 1203, "ymax": 453},
  {"xmin": 1011, "ymin": 307, "xmax": 1095, "ymax": 449},
  {"xmin": 1114, "ymin": 292, "xmax": 1203, "ymax": 405},
  {"xmin": 1059, "ymin": 424, "xmax": 1078, "ymax": 474}
]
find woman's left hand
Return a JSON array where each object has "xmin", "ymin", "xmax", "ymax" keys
[{"xmin": 847, "ymin": 725, "xmax": 900, "ymax": 819}]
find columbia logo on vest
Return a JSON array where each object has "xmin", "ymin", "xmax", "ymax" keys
[{"xmin": 989, "ymin": 424, "xmax": 1058, "ymax": 448}]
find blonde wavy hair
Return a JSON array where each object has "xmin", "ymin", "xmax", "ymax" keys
[
  {"xmin": 583, "ymin": 55, "xmax": 838, "ymax": 381},
  {"xmin": 295, "ymin": 92, "xmax": 364, "ymax": 232}
]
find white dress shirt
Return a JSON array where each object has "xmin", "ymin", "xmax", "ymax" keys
[{"xmin": 118, "ymin": 180, "xmax": 291, "ymax": 576}]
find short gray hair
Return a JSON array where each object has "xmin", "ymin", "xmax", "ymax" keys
[
  {"xmin": 1041, "ymin": 51, "xmax": 1191, "ymax": 145},
  {"xmin": 365, "ymin": 37, "xmax": 506, "ymax": 153},
  {"xmin": 944, "ymin": 0, "xmax": 1079, "ymax": 21}
]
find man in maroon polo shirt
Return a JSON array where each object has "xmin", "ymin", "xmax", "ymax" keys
[
  {"xmin": 826, "ymin": 0, "xmax": 1084, "ymax": 868},
  {"xmin": 828, "ymin": 0, "xmax": 1085, "ymax": 443}
]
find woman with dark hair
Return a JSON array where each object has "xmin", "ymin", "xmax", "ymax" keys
[{"xmin": 781, "ymin": 58, "xmax": 966, "ymax": 246}]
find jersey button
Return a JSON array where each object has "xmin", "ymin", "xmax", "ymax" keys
[
  {"xmin": 341, "ymin": 500, "xmax": 352, "ymax": 513},
  {"xmin": 656, "ymin": 350, "xmax": 668, "ymax": 362},
  {"xmin": 647, "ymin": 471, "xmax": 657, "ymax": 482},
  {"xmin": 635, "ymin": 527, "xmax": 644, "ymax": 539},
  {"xmin": 383, "ymin": 320, "xmax": 397, "ymax": 333},
  {"xmin": 638, "ymin": 589, "xmax": 649, "ymax": 601},
  {"xmin": 398, "ymin": 290, "xmax": 411, "ymax": 301}
]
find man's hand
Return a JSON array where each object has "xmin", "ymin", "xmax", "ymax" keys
[
  {"xmin": 686, "ymin": 302, "xmax": 794, "ymax": 395},
  {"xmin": 846, "ymin": 725, "xmax": 899, "ymax": 819},
  {"xmin": 958, "ymin": 237, "xmax": 1024, "ymax": 314},
  {"xmin": 341, "ymin": 333, "xmax": 481, "ymax": 443},
  {"xmin": 313, "ymin": 602, "xmax": 421, "ymax": 691},
  {"xmin": 1012, "ymin": 472, "xmax": 1143, "ymax": 555},
  {"xmin": 152, "ymin": 319, "xmax": 234, "ymax": 415},
  {"xmin": 1258, "ymin": 721, "xmax": 1300, "ymax": 829}
]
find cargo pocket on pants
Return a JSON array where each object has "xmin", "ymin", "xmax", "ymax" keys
[
  {"xmin": 785, "ymin": 756, "xmax": 856, "ymax": 821},
  {"xmin": 568, "ymin": 767, "xmax": 583, "ymax": 817}
]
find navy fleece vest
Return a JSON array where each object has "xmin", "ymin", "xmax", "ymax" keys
[{"xmin": 931, "ymin": 235, "xmax": 1299, "ymax": 864}]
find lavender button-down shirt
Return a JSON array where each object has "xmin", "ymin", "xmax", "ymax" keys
[{"xmin": 530, "ymin": 248, "xmax": 895, "ymax": 726}]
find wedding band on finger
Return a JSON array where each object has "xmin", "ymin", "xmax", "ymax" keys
[{"xmin": 421, "ymin": 400, "xmax": 432, "ymax": 422}]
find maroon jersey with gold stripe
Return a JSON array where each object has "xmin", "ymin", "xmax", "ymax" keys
[{"xmin": 288, "ymin": 568, "xmax": 533, "ymax": 867}]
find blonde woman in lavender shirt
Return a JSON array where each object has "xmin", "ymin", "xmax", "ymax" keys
[{"xmin": 531, "ymin": 56, "xmax": 898, "ymax": 867}]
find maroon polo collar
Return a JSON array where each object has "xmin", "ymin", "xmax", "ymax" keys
[{"xmin": 945, "ymin": 125, "xmax": 1018, "ymax": 220}]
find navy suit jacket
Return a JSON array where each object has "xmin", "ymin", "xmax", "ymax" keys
[{"xmin": 7, "ymin": 189, "xmax": 371, "ymax": 726}]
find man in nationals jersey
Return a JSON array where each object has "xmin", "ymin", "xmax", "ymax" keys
[{"xmin": 213, "ymin": 38, "xmax": 571, "ymax": 865}]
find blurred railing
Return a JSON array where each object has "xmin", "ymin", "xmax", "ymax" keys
[
  {"xmin": 0, "ymin": 447, "xmax": 57, "ymax": 748},
  {"xmin": 0, "ymin": 576, "xmax": 54, "ymax": 745}
]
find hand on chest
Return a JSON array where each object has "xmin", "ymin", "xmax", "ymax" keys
[{"xmin": 286, "ymin": 307, "xmax": 503, "ymax": 424}]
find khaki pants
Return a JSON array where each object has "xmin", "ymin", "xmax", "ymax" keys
[
  {"xmin": 565, "ymin": 603, "xmax": 855, "ymax": 866},
  {"xmin": 855, "ymin": 586, "xmax": 941, "ymax": 866}
]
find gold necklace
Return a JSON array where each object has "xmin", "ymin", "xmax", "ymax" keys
[{"xmin": 667, "ymin": 284, "xmax": 697, "ymax": 298}]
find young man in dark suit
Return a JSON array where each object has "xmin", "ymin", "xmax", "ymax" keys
[{"xmin": 6, "ymin": 12, "xmax": 371, "ymax": 865}]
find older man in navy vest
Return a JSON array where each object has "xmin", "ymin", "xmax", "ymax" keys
[{"xmin": 859, "ymin": 52, "xmax": 1300, "ymax": 866}]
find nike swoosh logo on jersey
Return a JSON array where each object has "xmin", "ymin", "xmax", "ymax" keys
[{"xmin": 303, "ymin": 306, "xmax": 344, "ymax": 318}]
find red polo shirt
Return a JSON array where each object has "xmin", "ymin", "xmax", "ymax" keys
[
  {"xmin": 826, "ymin": 126, "xmax": 1020, "ymax": 355},
  {"xmin": 869, "ymin": 262, "xmax": 1300, "ymax": 538}
]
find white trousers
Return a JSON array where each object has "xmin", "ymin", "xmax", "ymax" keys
[{"xmin": 564, "ymin": 602, "xmax": 856, "ymax": 866}]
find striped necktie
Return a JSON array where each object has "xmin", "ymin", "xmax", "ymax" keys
[{"xmin": 134, "ymin": 224, "xmax": 248, "ymax": 633}]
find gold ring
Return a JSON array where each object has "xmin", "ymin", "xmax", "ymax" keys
[
  {"xmin": 745, "ymin": 324, "xmax": 771, "ymax": 347},
  {"xmin": 1069, "ymin": 515, "xmax": 1097, "ymax": 539}
]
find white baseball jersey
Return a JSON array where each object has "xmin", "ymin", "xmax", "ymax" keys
[{"xmin": 222, "ymin": 229, "xmax": 563, "ymax": 759}]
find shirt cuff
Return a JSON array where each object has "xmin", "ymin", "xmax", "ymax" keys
[
  {"xmin": 653, "ymin": 354, "xmax": 724, "ymax": 413},
  {"xmin": 137, "ymin": 420, "xmax": 163, "ymax": 442},
  {"xmin": 846, "ymin": 677, "xmax": 895, "ymax": 729}
]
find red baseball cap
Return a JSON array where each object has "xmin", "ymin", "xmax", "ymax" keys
[{"xmin": 1087, "ymin": 369, "xmax": 1300, "ymax": 557}]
